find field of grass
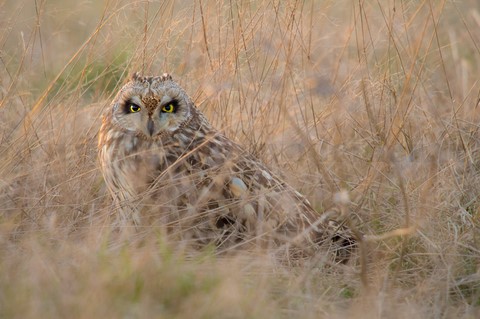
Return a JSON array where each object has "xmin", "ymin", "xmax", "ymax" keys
[{"xmin": 1, "ymin": 0, "xmax": 479, "ymax": 317}]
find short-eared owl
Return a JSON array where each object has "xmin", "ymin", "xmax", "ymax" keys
[{"xmin": 98, "ymin": 73, "xmax": 354, "ymax": 263}]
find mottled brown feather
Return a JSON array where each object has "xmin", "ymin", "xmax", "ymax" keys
[{"xmin": 98, "ymin": 73, "xmax": 355, "ymax": 263}]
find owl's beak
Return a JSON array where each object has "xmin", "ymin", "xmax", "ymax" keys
[{"xmin": 147, "ymin": 118, "xmax": 155, "ymax": 136}]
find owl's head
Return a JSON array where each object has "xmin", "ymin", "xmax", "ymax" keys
[{"xmin": 108, "ymin": 73, "xmax": 195, "ymax": 138}]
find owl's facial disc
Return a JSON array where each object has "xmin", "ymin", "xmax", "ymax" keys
[
  {"xmin": 115, "ymin": 94, "xmax": 190, "ymax": 138},
  {"xmin": 111, "ymin": 76, "xmax": 193, "ymax": 139}
]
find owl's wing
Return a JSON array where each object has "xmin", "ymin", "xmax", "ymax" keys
[
  {"xmin": 234, "ymin": 152, "xmax": 355, "ymax": 261},
  {"xmin": 178, "ymin": 132, "xmax": 356, "ymax": 262}
]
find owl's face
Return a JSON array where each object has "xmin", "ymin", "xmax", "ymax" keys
[{"xmin": 109, "ymin": 73, "xmax": 193, "ymax": 139}]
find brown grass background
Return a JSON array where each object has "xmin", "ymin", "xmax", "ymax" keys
[{"xmin": 1, "ymin": 0, "xmax": 479, "ymax": 317}]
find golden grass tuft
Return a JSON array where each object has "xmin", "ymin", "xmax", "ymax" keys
[{"xmin": 1, "ymin": 0, "xmax": 479, "ymax": 317}]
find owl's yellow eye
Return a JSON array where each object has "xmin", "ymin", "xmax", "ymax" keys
[
  {"xmin": 128, "ymin": 104, "xmax": 141, "ymax": 113},
  {"xmin": 161, "ymin": 104, "xmax": 175, "ymax": 113}
]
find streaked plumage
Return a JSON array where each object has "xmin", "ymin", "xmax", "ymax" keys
[{"xmin": 98, "ymin": 73, "xmax": 355, "ymax": 263}]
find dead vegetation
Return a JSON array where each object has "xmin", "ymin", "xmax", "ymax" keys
[{"xmin": 0, "ymin": 0, "xmax": 479, "ymax": 318}]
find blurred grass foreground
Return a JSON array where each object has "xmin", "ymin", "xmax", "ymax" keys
[{"xmin": 1, "ymin": 0, "xmax": 480, "ymax": 318}]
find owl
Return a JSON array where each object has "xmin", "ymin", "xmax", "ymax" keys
[{"xmin": 98, "ymin": 73, "xmax": 355, "ymax": 263}]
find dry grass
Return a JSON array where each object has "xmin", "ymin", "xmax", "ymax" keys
[{"xmin": 1, "ymin": 0, "xmax": 479, "ymax": 317}]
